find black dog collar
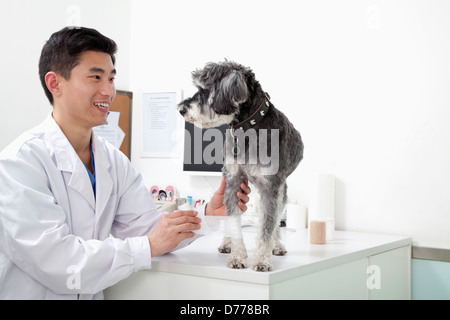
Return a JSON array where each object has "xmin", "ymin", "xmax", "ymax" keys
[
  {"xmin": 229, "ymin": 93, "xmax": 271, "ymax": 155},
  {"xmin": 230, "ymin": 92, "xmax": 271, "ymax": 132}
]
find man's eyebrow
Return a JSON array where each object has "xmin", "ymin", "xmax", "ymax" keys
[{"xmin": 88, "ymin": 67, "xmax": 117, "ymax": 75}]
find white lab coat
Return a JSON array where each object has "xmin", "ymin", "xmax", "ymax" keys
[{"xmin": 0, "ymin": 113, "xmax": 203, "ymax": 299}]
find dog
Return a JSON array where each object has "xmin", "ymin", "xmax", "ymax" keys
[{"xmin": 178, "ymin": 61, "xmax": 303, "ymax": 271}]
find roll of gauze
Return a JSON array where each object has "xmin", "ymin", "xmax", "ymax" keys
[
  {"xmin": 224, "ymin": 215, "xmax": 243, "ymax": 239},
  {"xmin": 178, "ymin": 202, "xmax": 221, "ymax": 236},
  {"xmin": 195, "ymin": 216, "xmax": 222, "ymax": 236},
  {"xmin": 178, "ymin": 202, "xmax": 193, "ymax": 211},
  {"xmin": 178, "ymin": 203, "xmax": 241, "ymax": 237},
  {"xmin": 309, "ymin": 174, "xmax": 335, "ymax": 220}
]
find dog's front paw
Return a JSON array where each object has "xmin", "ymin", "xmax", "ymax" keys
[
  {"xmin": 252, "ymin": 262, "xmax": 273, "ymax": 272},
  {"xmin": 272, "ymin": 245, "xmax": 287, "ymax": 256},
  {"xmin": 218, "ymin": 244, "xmax": 231, "ymax": 254},
  {"xmin": 227, "ymin": 257, "xmax": 248, "ymax": 269},
  {"xmin": 218, "ymin": 237, "xmax": 232, "ymax": 254}
]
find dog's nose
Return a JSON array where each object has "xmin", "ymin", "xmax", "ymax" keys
[{"xmin": 179, "ymin": 108, "xmax": 187, "ymax": 116}]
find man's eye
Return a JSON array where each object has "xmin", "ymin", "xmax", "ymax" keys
[{"xmin": 109, "ymin": 77, "xmax": 115, "ymax": 82}]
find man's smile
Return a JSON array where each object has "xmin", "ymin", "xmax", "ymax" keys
[{"xmin": 94, "ymin": 102, "xmax": 110, "ymax": 112}]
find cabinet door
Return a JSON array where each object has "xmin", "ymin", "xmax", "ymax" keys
[
  {"xmin": 367, "ymin": 246, "xmax": 411, "ymax": 300},
  {"xmin": 271, "ymin": 258, "xmax": 368, "ymax": 299}
]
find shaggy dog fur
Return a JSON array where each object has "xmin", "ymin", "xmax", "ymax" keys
[{"xmin": 178, "ymin": 61, "xmax": 304, "ymax": 271}]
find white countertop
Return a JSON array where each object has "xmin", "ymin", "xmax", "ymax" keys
[{"xmin": 150, "ymin": 228, "xmax": 411, "ymax": 285}]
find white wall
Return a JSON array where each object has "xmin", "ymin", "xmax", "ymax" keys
[
  {"xmin": 129, "ymin": 0, "xmax": 450, "ymax": 249},
  {"xmin": 0, "ymin": 0, "xmax": 131, "ymax": 149},
  {"xmin": 1, "ymin": 1, "xmax": 449, "ymax": 250}
]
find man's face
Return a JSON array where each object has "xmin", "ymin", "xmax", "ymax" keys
[{"xmin": 57, "ymin": 50, "xmax": 116, "ymax": 129}]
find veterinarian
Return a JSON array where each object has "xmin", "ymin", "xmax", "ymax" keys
[{"xmin": 0, "ymin": 27, "xmax": 250, "ymax": 299}]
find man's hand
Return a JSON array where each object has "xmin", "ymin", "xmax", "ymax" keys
[
  {"xmin": 147, "ymin": 210, "xmax": 201, "ymax": 257},
  {"xmin": 205, "ymin": 177, "xmax": 251, "ymax": 216}
]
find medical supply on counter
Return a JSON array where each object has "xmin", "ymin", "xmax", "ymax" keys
[
  {"xmin": 321, "ymin": 217, "xmax": 335, "ymax": 241},
  {"xmin": 150, "ymin": 185, "xmax": 159, "ymax": 199},
  {"xmin": 309, "ymin": 220, "xmax": 326, "ymax": 244},
  {"xmin": 166, "ymin": 186, "xmax": 175, "ymax": 201},
  {"xmin": 286, "ymin": 203, "xmax": 307, "ymax": 230},
  {"xmin": 150, "ymin": 185, "xmax": 178, "ymax": 202},
  {"xmin": 309, "ymin": 174, "xmax": 335, "ymax": 221}
]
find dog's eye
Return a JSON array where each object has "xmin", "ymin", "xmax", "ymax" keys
[{"xmin": 196, "ymin": 89, "xmax": 210, "ymax": 105}]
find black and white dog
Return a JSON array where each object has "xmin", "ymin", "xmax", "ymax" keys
[{"xmin": 178, "ymin": 61, "xmax": 304, "ymax": 271}]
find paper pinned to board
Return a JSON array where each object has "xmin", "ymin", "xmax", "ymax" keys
[
  {"xmin": 141, "ymin": 91, "xmax": 183, "ymax": 158},
  {"xmin": 93, "ymin": 111, "xmax": 125, "ymax": 148}
]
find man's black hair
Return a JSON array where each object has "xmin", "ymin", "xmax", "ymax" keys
[{"xmin": 38, "ymin": 27, "xmax": 117, "ymax": 105}]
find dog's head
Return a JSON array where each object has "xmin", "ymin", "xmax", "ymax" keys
[{"xmin": 178, "ymin": 61, "xmax": 253, "ymax": 128}]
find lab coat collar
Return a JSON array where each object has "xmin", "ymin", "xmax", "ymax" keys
[
  {"xmin": 91, "ymin": 132, "xmax": 113, "ymax": 230},
  {"xmin": 43, "ymin": 113, "xmax": 114, "ymax": 219},
  {"xmin": 43, "ymin": 112, "xmax": 79, "ymax": 173},
  {"xmin": 42, "ymin": 113, "xmax": 96, "ymax": 209}
]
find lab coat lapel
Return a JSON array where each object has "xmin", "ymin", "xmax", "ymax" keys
[
  {"xmin": 44, "ymin": 114, "xmax": 96, "ymax": 210},
  {"xmin": 92, "ymin": 135, "xmax": 113, "ymax": 235},
  {"xmin": 69, "ymin": 160, "xmax": 97, "ymax": 210}
]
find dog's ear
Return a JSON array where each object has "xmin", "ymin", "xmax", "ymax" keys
[
  {"xmin": 214, "ymin": 71, "xmax": 248, "ymax": 113},
  {"xmin": 192, "ymin": 69, "xmax": 206, "ymax": 89}
]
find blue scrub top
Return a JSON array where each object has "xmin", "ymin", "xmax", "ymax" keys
[{"xmin": 83, "ymin": 143, "xmax": 96, "ymax": 197}]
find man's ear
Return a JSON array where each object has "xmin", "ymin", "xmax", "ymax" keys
[{"xmin": 44, "ymin": 72, "xmax": 62, "ymax": 98}]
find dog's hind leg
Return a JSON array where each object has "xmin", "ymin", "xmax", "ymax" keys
[
  {"xmin": 273, "ymin": 183, "xmax": 287, "ymax": 256},
  {"xmin": 272, "ymin": 227, "xmax": 287, "ymax": 256},
  {"xmin": 253, "ymin": 182, "xmax": 285, "ymax": 271}
]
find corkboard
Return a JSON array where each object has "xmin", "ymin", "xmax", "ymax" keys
[{"xmin": 109, "ymin": 90, "xmax": 133, "ymax": 159}]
